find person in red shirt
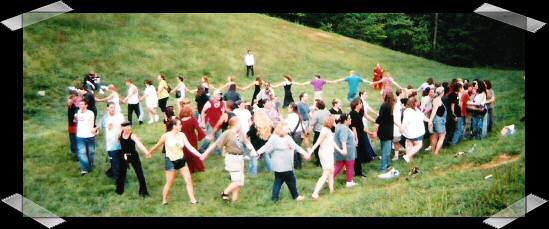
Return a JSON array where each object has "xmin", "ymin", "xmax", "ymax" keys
[
  {"xmin": 67, "ymin": 93, "xmax": 81, "ymax": 160},
  {"xmin": 199, "ymin": 89, "xmax": 225, "ymax": 155},
  {"xmin": 461, "ymin": 83, "xmax": 473, "ymax": 140},
  {"xmin": 180, "ymin": 106, "xmax": 207, "ymax": 173},
  {"xmin": 373, "ymin": 63, "xmax": 384, "ymax": 91}
]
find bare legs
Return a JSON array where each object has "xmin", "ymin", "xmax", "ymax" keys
[
  {"xmin": 162, "ymin": 166, "xmax": 197, "ymax": 205},
  {"xmin": 223, "ymin": 183, "xmax": 242, "ymax": 202},
  {"xmin": 431, "ymin": 133, "xmax": 446, "ymax": 155},
  {"xmin": 403, "ymin": 139, "xmax": 423, "ymax": 162}
]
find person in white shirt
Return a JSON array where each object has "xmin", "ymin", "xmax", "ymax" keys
[
  {"xmin": 96, "ymin": 84, "xmax": 121, "ymax": 113},
  {"xmin": 400, "ymin": 97, "xmax": 431, "ymax": 163},
  {"xmin": 172, "ymin": 76, "xmax": 190, "ymax": 114},
  {"xmin": 245, "ymin": 50, "xmax": 255, "ymax": 78},
  {"xmin": 285, "ymin": 102, "xmax": 306, "ymax": 169},
  {"xmin": 233, "ymin": 100, "xmax": 252, "ymax": 135},
  {"xmin": 140, "ymin": 80, "xmax": 160, "ymax": 124},
  {"xmin": 100, "ymin": 102, "xmax": 125, "ymax": 180},
  {"xmin": 122, "ymin": 80, "xmax": 143, "ymax": 125},
  {"xmin": 74, "ymin": 100, "xmax": 99, "ymax": 175}
]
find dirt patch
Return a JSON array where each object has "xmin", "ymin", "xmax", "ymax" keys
[
  {"xmin": 479, "ymin": 154, "xmax": 521, "ymax": 170},
  {"xmin": 304, "ymin": 31, "xmax": 332, "ymax": 40}
]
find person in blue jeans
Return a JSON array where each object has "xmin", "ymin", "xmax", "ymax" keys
[
  {"xmin": 100, "ymin": 102, "xmax": 125, "ymax": 180},
  {"xmin": 74, "ymin": 100, "xmax": 99, "ymax": 175},
  {"xmin": 256, "ymin": 121, "xmax": 310, "ymax": 202},
  {"xmin": 450, "ymin": 83, "xmax": 464, "ymax": 145},
  {"xmin": 375, "ymin": 93, "xmax": 396, "ymax": 176}
]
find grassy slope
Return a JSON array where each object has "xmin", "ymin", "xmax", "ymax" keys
[{"xmin": 23, "ymin": 13, "xmax": 525, "ymax": 216}]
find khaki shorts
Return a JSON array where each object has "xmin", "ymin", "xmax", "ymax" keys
[{"xmin": 225, "ymin": 154, "xmax": 245, "ymax": 186}]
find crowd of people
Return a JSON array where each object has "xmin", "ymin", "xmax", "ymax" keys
[{"xmin": 66, "ymin": 63, "xmax": 496, "ymax": 204}]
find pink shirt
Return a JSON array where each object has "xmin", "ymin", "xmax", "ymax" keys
[{"xmin": 311, "ymin": 79, "xmax": 327, "ymax": 91}]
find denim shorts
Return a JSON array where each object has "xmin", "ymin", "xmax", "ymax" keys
[
  {"xmin": 433, "ymin": 121, "xmax": 446, "ymax": 134},
  {"xmin": 164, "ymin": 156, "xmax": 185, "ymax": 171}
]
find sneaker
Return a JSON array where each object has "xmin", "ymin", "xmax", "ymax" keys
[
  {"xmin": 346, "ymin": 181, "xmax": 358, "ymax": 188},
  {"xmin": 378, "ymin": 171, "xmax": 391, "ymax": 179},
  {"xmin": 80, "ymin": 171, "xmax": 88, "ymax": 176},
  {"xmin": 295, "ymin": 196, "xmax": 305, "ymax": 201},
  {"xmin": 424, "ymin": 146, "xmax": 432, "ymax": 152},
  {"xmin": 139, "ymin": 121, "xmax": 144, "ymax": 125},
  {"xmin": 148, "ymin": 119, "xmax": 154, "ymax": 124},
  {"xmin": 155, "ymin": 115, "xmax": 160, "ymax": 122},
  {"xmin": 311, "ymin": 193, "xmax": 319, "ymax": 200}
]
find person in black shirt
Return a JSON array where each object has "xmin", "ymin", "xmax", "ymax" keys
[
  {"xmin": 195, "ymin": 86, "xmax": 209, "ymax": 119},
  {"xmin": 450, "ymin": 83, "xmax": 464, "ymax": 145},
  {"xmin": 376, "ymin": 93, "xmax": 395, "ymax": 176},
  {"xmin": 349, "ymin": 98, "xmax": 368, "ymax": 178}
]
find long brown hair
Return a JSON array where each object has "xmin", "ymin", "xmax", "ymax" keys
[
  {"xmin": 256, "ymin": 76, "xmax": 264, "ymax": 87},
  {"xmin": 284, "ymin": 75, "xmax": 293, "ymax": 82},
  {"xmin": 384, "ymin": 92, "xmax": 396, "ymax": 112}
]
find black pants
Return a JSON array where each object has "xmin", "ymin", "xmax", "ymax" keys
[
  {"xmin": 444, "ymin": 118, "xmax": 456, "ymax": 147},
  {"xmin": 313, "ymin": 131, "xmax": 321, "ymax": 166},
  {"xmin": 354, "ymin": 133, "xmax": 367, "ymax": 176},
  {"xmin": 127, "ymin": 103, "xmax": 141, "ymax": 125},
  {"xmin": 116, "ymin": 153, "xmax": 149, "ymax": 196},
  {"xmin": 292, "ymin": 133, "xmax": 303, "ymax": 169},
  {"xmin": 158, "ymin": 97, "xmax": 169, "ymax": 113},
  {"xmin": 272, "ymin": 171, "xmax": 299, "ymax": 202},
  {"xmin": 246, "ymin": 65, "xmax": 254, "ymax": 77}
]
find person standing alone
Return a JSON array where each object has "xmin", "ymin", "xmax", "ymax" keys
[{"xmin": 245, "ymin": 50, "xmax": 255, "ymax": 78}]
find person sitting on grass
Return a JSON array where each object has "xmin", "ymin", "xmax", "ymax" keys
[
  {"xmin": 256, "ymin": 121, "xmax": 311, "ymax": 202},
  {"xmin": 201, "ymin": 117, "xmax": 256, "ymax": 203}
]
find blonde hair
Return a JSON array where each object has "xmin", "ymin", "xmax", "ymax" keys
[
  {"xmin": 253, "ymin": 110, "xmax": 273, "ymax": 140},
  {"xmin": 324, "ymin": 116, "xmax": 336, "ymax": 129},
  {"xmin": 273, "ymin": 121, "xmax": 288, "ymax": 137}
]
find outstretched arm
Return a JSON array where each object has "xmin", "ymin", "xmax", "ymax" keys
[
  {"xmin": 132, "ymin": 134, "xmax": 151, "ymax": 157},
  {"xmin": 182, "ymin": 135, "xmax": 202, "ymax": 158},
  {"xmin": 95, "ymin": 94, "xmax": 113, "ymax": 102},
  {"xmin": 308, "ymin": 129, "xmax": 326, "ymax": 153},
  {"xmin": 391, "ymin": 78, "xmax": 404, "ymax": 90},
  {"xmin": 148, "ymin": 134, "xmax": 166, "ymax": 156}
]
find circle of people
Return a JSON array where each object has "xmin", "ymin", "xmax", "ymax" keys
[{"xmin": 67, "ymin": 63, "xmax": 496, "ymax": 205}]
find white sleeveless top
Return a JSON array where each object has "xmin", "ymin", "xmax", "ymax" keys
[{"xmin": 165, "ymin": 132, "xmax": 185, "ymax": 161}]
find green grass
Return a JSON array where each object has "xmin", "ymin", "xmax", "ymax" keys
[{"xmin": 23, "ymin": 13, "xmax": 525, "ymax": 216}]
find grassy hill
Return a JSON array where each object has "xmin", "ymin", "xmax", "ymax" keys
[{"xmin": 23, "ymin": 13, "xmax": 525, "ymax": 216}]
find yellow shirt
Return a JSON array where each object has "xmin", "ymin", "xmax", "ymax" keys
[{"xmin": 157, "ymin": 80, "xmax": 169, "ymax": 99}]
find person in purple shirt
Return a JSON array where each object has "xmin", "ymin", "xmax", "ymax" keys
[{"xmin": 299, "ymin": 74, "xmax": 327, "ymax": 100}]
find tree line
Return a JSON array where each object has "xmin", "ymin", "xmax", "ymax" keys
[{"xmin": 267, "ymin": 13, "xmax": 524, "ymax": 69}]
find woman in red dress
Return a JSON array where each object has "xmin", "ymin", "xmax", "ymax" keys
[
  {"xmin": 179, "ymin": 106, "xmax": 207, "ymax": 173},
  {"xmin": 373, "ymin": 63, "xmax": 384, "ymax": 91}
]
